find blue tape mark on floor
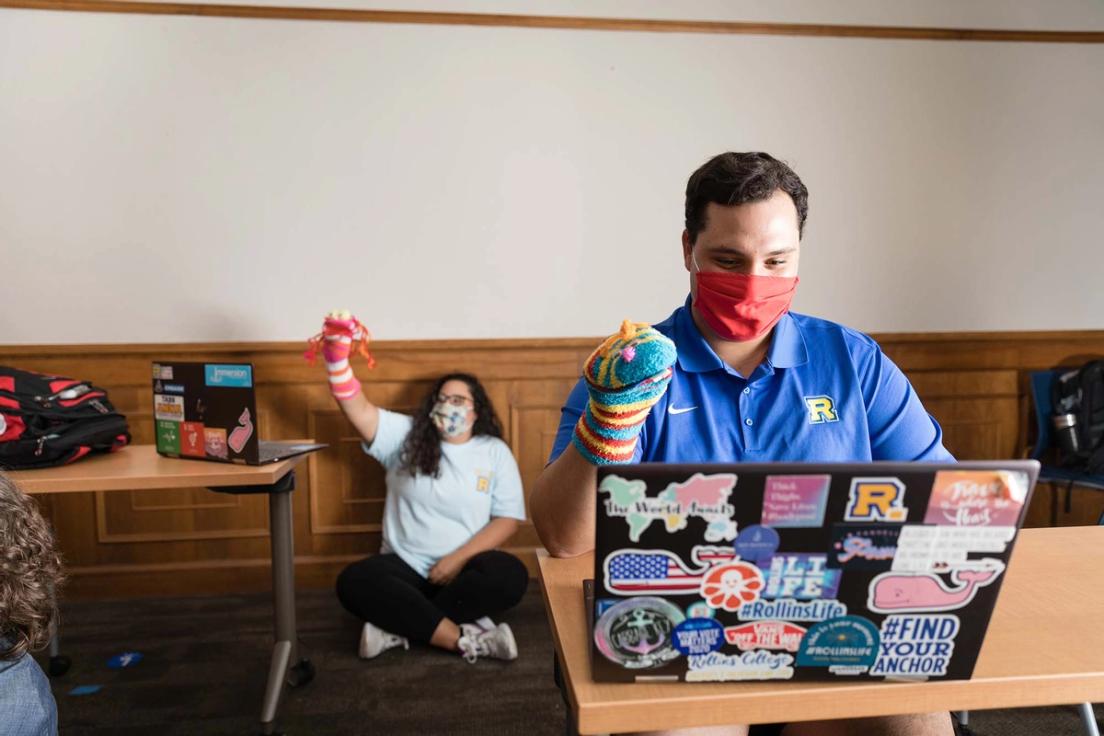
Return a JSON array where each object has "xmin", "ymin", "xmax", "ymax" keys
[
  {"xmin": 68, "ymin": 685, "xmax": 102, "ymax": 696},
  {"xmin": 107, "ymin": 652, "xmax": 143, "ymax": 669}
]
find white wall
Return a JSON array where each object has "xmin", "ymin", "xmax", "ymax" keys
[{"xmin": 2, "ymin": 1, "xmax": 1102, "ymax": 344}]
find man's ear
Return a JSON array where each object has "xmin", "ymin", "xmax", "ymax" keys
[{"xmin": 682, "ymin": 230, "xmax": 693, "ymax": 272}]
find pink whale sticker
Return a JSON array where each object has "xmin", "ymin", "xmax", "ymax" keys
[
  {"xmin": 227, "ymin": 408, "xmax": 254, "ymax": 454},
  {"xmin": 867, "ymin": 558, "xmax": 1005, "ymax": 613}
]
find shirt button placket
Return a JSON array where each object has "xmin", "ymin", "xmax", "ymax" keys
[{"xmin": 740, "ymin": 383, "xmax": 757, "ymax": 450}]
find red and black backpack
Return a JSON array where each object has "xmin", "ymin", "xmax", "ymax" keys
[{"xmin": 0, "ymin": 366, "xmax": 131, "ymax": 470}]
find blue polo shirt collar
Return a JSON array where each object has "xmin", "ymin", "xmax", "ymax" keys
[
  {"xmin": 767, "ymin": 310, "xmax": 809, "ymax": 369},
  {"xmin": 672, "ymin": 296, "xmax": 808, "ymax": 373}
]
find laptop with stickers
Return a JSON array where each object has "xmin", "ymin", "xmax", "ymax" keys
[
  {"xmin": 591, "ymin": 460, "xmax": 1039, "ymax": 683},
  {"xmin": 151, "ymin": 362, "xmax": 325, "ymax": 465}
]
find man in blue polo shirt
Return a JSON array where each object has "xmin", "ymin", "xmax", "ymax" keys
[{"xmin": 530, "ymin": 152, "xmax": 954, "ymax": 736}]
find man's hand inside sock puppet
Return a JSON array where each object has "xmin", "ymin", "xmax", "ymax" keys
[
  {"xmin": 305, "ymin": 309, "xmax": 376, "ymax": 400},
  {"xmin": 572, "ymin": 320, "xmax": 677, "ymax": 465}
]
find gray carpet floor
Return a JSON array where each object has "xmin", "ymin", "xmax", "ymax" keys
[{"xmin": 37, "ymin": 588, "xmax": 1101, "ymax": 735}]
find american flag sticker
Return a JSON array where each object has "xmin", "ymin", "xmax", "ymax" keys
[{"xmin": 603, "ymin": 547, "xmax": 737, "ymax": 596}]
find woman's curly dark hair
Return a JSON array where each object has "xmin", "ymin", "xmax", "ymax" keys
[
  {"xmin": 0, "ymin": 472, "xmax": 63, "ymax": 661},
  {"xmin": 399, "ymin": 373, "xmax": 504, "ymax": 478}
]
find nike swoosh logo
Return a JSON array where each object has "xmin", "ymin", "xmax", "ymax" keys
[{"xmin": 668, "ymin": 405, "xmax": 697, "ymax": 415}]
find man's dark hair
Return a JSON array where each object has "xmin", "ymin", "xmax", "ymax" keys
[{"xmin": 684, "ymin": 152, "xmax": 809, "ymax": 244}]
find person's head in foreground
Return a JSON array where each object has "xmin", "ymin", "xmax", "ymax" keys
[
  {"xmin": 1, "ymin": 472, "xmax": 63, "ymax": 662},
  {"xmin": 0, "ymin": 471, "xmax": 64, "ymax": 735}
]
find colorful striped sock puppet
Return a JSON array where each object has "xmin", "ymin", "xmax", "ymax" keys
[
  {"xmin": 304, "ymin": 310, "xmax": 376, "ymax": 400},
  {"xmin": 572, "ymin": 320, "xmax": 677, "ymax": 465}
]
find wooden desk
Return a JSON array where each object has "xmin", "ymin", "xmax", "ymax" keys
[
  {"xmin": 11, "ymin": 445, "xmax": 313, "ymax": 736},
  {"xmin": 10, "ymin": 444, "xmax": 302, "ymax": 494},
  {"xmin": 538, "ymin": 526, "xmax": 1104, "ymax": 735}
]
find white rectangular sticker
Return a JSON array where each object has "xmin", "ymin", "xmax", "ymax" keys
[
  {"xmin": 153, "ymin": 394, "xmax": 184, "ymax": 422},
  {"xmin": 891, "ymin": 525, "xmax": 1015, "ymax": 572}
]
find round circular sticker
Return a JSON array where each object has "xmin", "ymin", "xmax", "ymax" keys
[
  {"xmin": 594, "ymin": 597, "xmax": 685, "ymax": 669},
  {"xmin": 671, "ymin": 617, "xmax": 725, "ymax": 656},
  {"xmin": 686, "ymin": 601, "xmax": 716, "ymax": 619},
  {"xmin": 795, "ymin": 615, "xmax": 880, "ymax": 673},
  {"xmin": 734, "ymin": 524, "xmax": 780, "ymax": 564}
]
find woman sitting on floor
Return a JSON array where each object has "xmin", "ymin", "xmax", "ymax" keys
[
  {"xmin": 0, "ymin": 471, "xmax": 64, "ymax": 735},
  {"xmin": 313, "ymin": 311, "xmax": 529, "ymax": 663}
]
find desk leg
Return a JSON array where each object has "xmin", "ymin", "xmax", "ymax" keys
[
  {"xmin": 258, "ymin": 486, "xmax": 314, "ymax": 735},
  {"xmin": 46, "ymin": 626, "xmax": 71, "ymax": 677},
  {"xmin": 1079, "ymin": 702, "xmax": 1100, "ymax": 736},
  {"xmin": 46, "ymin": 579, "xmax": 70, "ymax": 676},
  {"xmin": 554, "ymin": 654, "xmax": 580, "ymax": 736}
]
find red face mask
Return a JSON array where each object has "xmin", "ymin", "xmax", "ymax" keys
[{"xmin": 693, "ymin": 267, "xmax": 799, "ymax": 342}]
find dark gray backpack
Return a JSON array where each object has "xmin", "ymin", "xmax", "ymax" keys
[{"xmin": 1051, "ymin": 359, "xmax": 1104, "ymax": 474}]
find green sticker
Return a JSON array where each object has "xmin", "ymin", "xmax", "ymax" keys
[{"xmin": 156, "ymin": 420, "xmax": 180, "ymax": 454}]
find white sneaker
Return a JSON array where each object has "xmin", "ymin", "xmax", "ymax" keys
[
  {"xmin": 457, "ymin": 622, "xmax": 518, "ymax": 663},
  {"xmin": 358, "ymin": 621, "xmax": 409, "ymax": 659},
  {"xmin": 473, "ymin": 616, "xmax": 496, "ymax": 631}
]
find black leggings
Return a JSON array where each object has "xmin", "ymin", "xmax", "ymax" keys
[{"xmin": 335, "ymin": 550, "xmax": 530, "ymax": 643}]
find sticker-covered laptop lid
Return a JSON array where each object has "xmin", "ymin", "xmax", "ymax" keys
[
  {"xmin": 591, "ymin": 461, "xmax": 1038, "ymax": 683},
  {"xmin": 152, "ymin": 362, "xmax": 259, "ymax": 464}
]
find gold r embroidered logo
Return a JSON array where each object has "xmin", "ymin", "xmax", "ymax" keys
[{"xmin": 804, "ymin": 396, "xmax": 839, "ymax": 424}]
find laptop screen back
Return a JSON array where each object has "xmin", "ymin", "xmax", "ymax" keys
[{"xmin": 152, "ymin": 362, "xmax": 260, "ymax": 464}]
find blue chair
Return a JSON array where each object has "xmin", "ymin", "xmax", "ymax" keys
[
  {"xmin": 957, "ymin": 372, "xmax": 1103, "ymax": 735},
  {"xmin": 1029, "ymin": 370, "xmax": 1104, "ymax": 525},
  {"xmin": 1030, "ymin": 370, "xmax": 1103, "ymax": 736}
]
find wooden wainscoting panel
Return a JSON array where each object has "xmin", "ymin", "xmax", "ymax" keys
[
  {"xmin": 909, "ymin": 369, "xmax": 1021, "ymax": 460},
  {"xmin": 929, "ymin": 409, "xmax": 1018, "ymax": 461},
  {"xmin": 507, "ymin": 401, "xmax": 562, "ymax": 551},
  {"xmin": 507, "ymin": 377, "xmax": 580, "ymax": 480},
  {"xmin": 94, "ymin": 488, "xmax": 269, "ymax": 543},
  {"xmin": 308, "ymin": 409, "xmax": 388, "ymax": 535},
  {"xmin": 509, "ymin": 402, "xmax": 563, "ymax": 504},
  {"xmin": 2, "ymin": 331, "xmax": 1101, "ymax": 598},
  {"xmin": 878, "ymin": 332, "xmax": 1104, "ymax": 373},
  {"xmin": 506, "ymin": 377, "xmax": 580, "ymax": 552},
  {"xmin": 908, "ymin": 370, "xmax": 1019, "ymax": 399},
  {"xmin": 1023, "ymin": 482, "xmax": 1104, "ymax": 529},
  {"xmin": 125, "ymin": 414, "xmax": 155, "ymax": 444},
  {"xmin": 929, "ymin": 401, "xmax": 1021, "ymax": 459},
  {"xmin": 128, "ymin": 489, "xmax": 240, "ymax": 511}
]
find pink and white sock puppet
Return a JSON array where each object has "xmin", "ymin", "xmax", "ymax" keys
[{"xmin": 304, "ymin": 309, "xmax": 376, "ymax": 400}]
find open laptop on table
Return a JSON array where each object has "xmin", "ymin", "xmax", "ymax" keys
[
  {"xmin": 590, "ymin": 460, "xmax": 1039, "ymax": 683},
  {"xmin": 152, "ymin": 361, "xmax": 325, "ymax": 465}
]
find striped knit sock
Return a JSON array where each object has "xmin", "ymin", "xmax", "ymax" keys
[
  {"xmin": 572, "ymin": 320, "xmax": 677, "ymax": 465},
  {"xmin": 305, "ymin": 310, "xmax": 375, "ymax": 401},
  {"xmin": 323, "ymin": 321, "xmax": 360, "ymax": 400}
]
